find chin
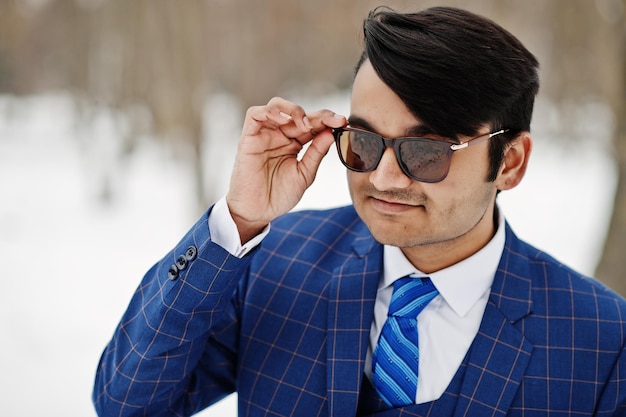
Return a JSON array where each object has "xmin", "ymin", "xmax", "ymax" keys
[{"xmin": 367, "ymin": 224, "xmax": 422, "ymax": 248}]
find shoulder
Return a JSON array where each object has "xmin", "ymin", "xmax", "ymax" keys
[
  {"xmin": 268, "ymin": 205, "xmax": 365, "ymax": 246},
  {"xmin": 503, "ymin": 223, "xmax": 626, "ymax": 323},
  {"xmin": 242, "ymin": 205, "xmax": 374, "ymax": 300},
  {"xmin": 251, "ymin": 205, "xmax": 370, "ymax": 272},
  {"xmin": 273, "ymin": 205, "xmax": 362, "ymax": 233}
]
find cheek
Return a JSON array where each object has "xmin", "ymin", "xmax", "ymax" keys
[
  {"xmin": 423, "ymin": 170, "xmax": 494, "ymax": 217},
  {"xmin": 447, "ymin": 150, "xmax": 492, "ymax": 183},
  {"xmin": 347, "ymin": 171, "xmax": 365, "ymax": 198}
]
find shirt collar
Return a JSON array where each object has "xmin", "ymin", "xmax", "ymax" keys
[{"xmin": 382, "ymin": 207, "xmax": 506, "ymax": 317}]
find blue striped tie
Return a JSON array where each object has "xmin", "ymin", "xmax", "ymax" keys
[{"xmin": 371, "ymin": 276, "xmax": 439, "ymax": 407}]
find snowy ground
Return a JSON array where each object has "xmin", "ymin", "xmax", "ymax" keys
[{"xmin": 0, "ymin": 94, "xmax": 617, "ymax": 416}]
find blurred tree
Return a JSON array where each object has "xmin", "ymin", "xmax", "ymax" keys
[
  {"xmin": 0, "ymin": 1, "xmax": 31, "ymax": 93},
  {"xmin": 595, "ymin": 0, "xmax": 626, "ymax": 296},
  {"xmin": 531, "ymin": 0, "xmax": 625, "ymax": 295}
]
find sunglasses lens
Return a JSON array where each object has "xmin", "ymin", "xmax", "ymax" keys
[
  {"xmin": 336, "ymin": 129, "xmax": 382, "ymax": 171},
  {"xmin": 335, "ymin": 128, "xmax": 453, "ymax": 182},
  {"xmin": 398, "ymin": 140, "xmax": 451, "ymax": 182}
]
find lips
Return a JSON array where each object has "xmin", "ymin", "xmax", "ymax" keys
[
  {"xmin": 370, "ymin": 196, "xmax": 421, "ymax": 214},
  {"xmin": 374, "ymin": 197, "xmax": 413, "ymax": 206}
]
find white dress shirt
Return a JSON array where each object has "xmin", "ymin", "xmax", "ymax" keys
[
  {"xmin": 208, "ymin": 198, "xmax": 270, "ymax": 257},
  {"xmin": 365, "ymin": 212, "xmax": 505, "ymax": 403},
  {"xmin": 208, "ymin": 197, "xmax": 506, "ymax": 404}
]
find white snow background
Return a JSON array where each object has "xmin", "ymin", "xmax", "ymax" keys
[{"xmin": 0, "ymin": 92, "xmax": 617, "ymax": 416}]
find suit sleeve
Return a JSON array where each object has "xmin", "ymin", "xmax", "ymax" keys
[
  {"xmin": 597, "ymin": 337, "xmax": 626, "ymax": 417},
  {"xmin": 92, "ymin": 209, "xmax": 252, "ymax": 416}
]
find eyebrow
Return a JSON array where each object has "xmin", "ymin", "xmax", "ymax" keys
[{"xmin": 348, "ymin": 115, "xmax": 437, "ymax": 138}]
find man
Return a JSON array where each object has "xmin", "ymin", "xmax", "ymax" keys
[{"xmin": 93, "ymin": 6, "xmax": 626, "ymax": 417}]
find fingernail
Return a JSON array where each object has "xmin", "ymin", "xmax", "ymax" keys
[
  {"xmin": 333, "ymin": 113, "xmax": 346, "ymax": 120},
  {"xmin": 303, "ymin": 116, "xmax": 313, "ymax": 130},
  {"xmin": 279, "ymin": 111, "xmax": 292, "ymax": 120}
]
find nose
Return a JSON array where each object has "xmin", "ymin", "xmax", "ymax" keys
[{"xmin": 368, "ymin": 146, "xmax": 413, "ymax": 190}]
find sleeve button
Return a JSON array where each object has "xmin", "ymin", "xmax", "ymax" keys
[
  {"xmin": 176, "ymin": 255, "xmax": 188, "ymax": 270},
  {"xmin": 185, "ymin": 246, "xmax": 198, "ymax": 261},
  {"xmin": 168, "ymin": 264, "xmax": 179, "ymax": 280}
]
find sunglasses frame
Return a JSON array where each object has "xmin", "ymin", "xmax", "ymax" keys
[{"xmin": 333, "ymin": 126, "xmax": 508, "ymax": 183}]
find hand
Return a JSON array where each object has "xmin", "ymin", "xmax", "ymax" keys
[{"xmin": 226, "ymin": 97, "xmax": 346, "ymax": 243}]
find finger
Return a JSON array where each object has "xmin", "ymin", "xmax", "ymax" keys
[
  {"xmin": 242, "ymin": 104, "xmax": 293, "ymax": 136},
  {"xmin": 297, "ymin": 130, "xmax": 336, "ymax": 183},
  {"xmin": 287, "ymin": 110, "xmax": 346, "ymax": 146},
  {"xmin": 322, "ymin": 112, "xmax": 348, "ymax": 129},
  {"xmin": 248, "ymin": 104, "xmax": 293, "ymax": 125},
  {"xmin": 307, "ymin": 109, "xmax": 347, "ymax": 135},
  {"xmin": 266, "ymin": 97, "xmax": 312, "ymax": 133}
]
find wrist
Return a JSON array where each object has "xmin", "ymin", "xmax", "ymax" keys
[{"xmin": 227, "ymin": 209, "xmax": 268, "ymax": 245}]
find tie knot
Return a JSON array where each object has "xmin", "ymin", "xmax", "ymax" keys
[{"xmin": 388, "ymin": 276, "xmax": 438, "ymax": 318}]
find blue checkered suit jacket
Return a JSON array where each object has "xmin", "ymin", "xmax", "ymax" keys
[{"xmin": 93, "ymin": 205, "xmax": 626, "ymax": 416}]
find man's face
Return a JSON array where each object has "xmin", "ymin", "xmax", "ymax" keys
[{"xmin": 347, "ymin": 60, "xmax": 500, "ymax": 272}]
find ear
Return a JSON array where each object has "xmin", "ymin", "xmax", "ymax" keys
[{"xmin": 494, "ymin": 132, "xmax": 532, "ymax": 191}]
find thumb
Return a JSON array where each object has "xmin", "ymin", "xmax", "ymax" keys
[{"xmin": 298, "ymin": 130, "xmax": 336, "ymax": 185}]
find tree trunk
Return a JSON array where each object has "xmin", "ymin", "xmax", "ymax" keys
[
  {"xmin": 595, "ymin": 5, "xmax": 626, "ymax": 296},
  {"xmin": 595, "ymin": 101, "xmax": 626, "ymax": 296}
]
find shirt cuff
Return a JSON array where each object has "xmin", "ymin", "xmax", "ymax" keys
[{"xmin": 208, "ymin": 196, "xmax": 270, "ymax": 258}]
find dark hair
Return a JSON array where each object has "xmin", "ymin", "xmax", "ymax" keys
[{"xmin": 357, "ymin": 6, "xmax": 540, "ymax": 181}]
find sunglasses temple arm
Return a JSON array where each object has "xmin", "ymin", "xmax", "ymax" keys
[{"xmin": 450, "ymin": 129, "xmax": 507, "ymax": 151}]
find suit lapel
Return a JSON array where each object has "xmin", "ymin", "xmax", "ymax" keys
[
  {"xmin": 326, "ymin": 225, "xmax": 382, "ymax": 417},
  {"xmin": 454, "ymin": 223, "xmax": 535, "ymax": 416},
  {"xmin": 453, "ymin": 303, "xmax": 533, "ymax": 416},
  {"xmin": 324, "ymin": 222, "xmax": 536, "ymax": 416}
]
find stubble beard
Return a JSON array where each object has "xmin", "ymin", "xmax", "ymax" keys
[{"xmin": 353, "ymin": 183, "xmax": 495, "ymax": 252}]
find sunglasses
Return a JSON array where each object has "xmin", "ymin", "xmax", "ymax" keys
[{"xmin": 332, "ymin": 126, "xmax": 508, "ymax": 183}]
